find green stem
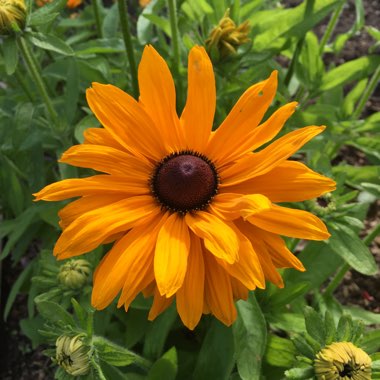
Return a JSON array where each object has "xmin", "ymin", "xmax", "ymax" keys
[
  {"xmin": 17, "ymin": 36, "xmax": 58, "ymax": 121},
  {"xmin": 15, "ymin": 69, "xmax": 34, "ymax": 102},
  {"xmin": 324, "ymin": 223, "xmax": 380, "ymax": 297},
  {"xmin": 167, "ymin": 0, "xmax": 183, "ymax": 109},
  {"xmin": 351, "ymin": 64, "xmax": 380, "ymax": 120},
  {"xmin": 318, "ymin": 0, "xmax": 345, "ymax": 55},
  {"xmin": 117, "ymin": 0, "xmax": 139, "ymax": 99},
  {"xmin": 91, "ymin": 0, "xmax": 103, "ymax": 38}
]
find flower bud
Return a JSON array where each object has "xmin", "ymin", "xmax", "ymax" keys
[
  {"xmin": 58, "ymin": 259, "xmax": 91, "ymax": 289},
  {"xmin": 314, "ymin": 342, "xmax": 372, "ymax": 380},
  {"xmin": 56, "ymin": 335, "xmax": 91, "ymax": 376},
  {"xmin": 0, "ymin": 0, "xmax": 27, "ymax": 35},
  {"xmin": 206, "ymin": 9, "xmax": 250, "ymax": 60}
]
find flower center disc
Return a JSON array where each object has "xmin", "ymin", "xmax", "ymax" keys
[{"xmin": 151, "ymin": 152, "xmax": 219, "ymax": 214}]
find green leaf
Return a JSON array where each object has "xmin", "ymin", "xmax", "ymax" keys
[
  {"xmin": 267, "ymin": 282, "xmax": 310, "ymax": 309},
  {"xmin": 327, "ymin": 223, "xmax": 377, "ymax": 275},
  {"xmin": 27, "ymin": 32, "xmax": 74, "ymax": 56},
  {"xmin": 342, "ymin": 78, "xmax": 368, "ymax": 117},
  {"xmin": 265, "ymin": 335, "xmax": 296, "ymax": 368},
  {"xmin": 142, "ymin": 14, "xmax": 171, "ymax": 37},
  {"xmin": 285, "ymin": 366, "xmax": 314, "ymax": 380},
  {"xmin": 336, "ymin": 314, "xmax": 353, "ymax": 342},
  {"xmin": 320, "ymin": 55, "xmax": 380, "ymax": 91},
  {"xmin": 102, "ymin": 3, "xmax": 119, "ymax": 39},
  {"xmin": 304, "ymin": 307, "xmax": 325, "ymax": 346},
  {"xmin": 324, "ymin": 311, "xmax": 336, "ymax": 345},
  {"xmin": 28, "ymin": 0, "xmax": 66, "ymax": 26},
  {"xmin": 233, "ymin": 293, "xmax": 267, "ymax": 380},
  {"xmin": 194, "ymin": 319, "xmax": 234, "ymax": 380},
  {"xmin": 291, "ymin": 334, "xmax": 315, "ymax": 360},
  {"xmin": 3, "ymin": 36, "xmax": 18, "ymax": 75},
  {"xmin": 360, "ymin": 330, "xmax": 380, "ymax": 353},
  {"xmin": 4, "ymin": 263, "xmax": 34, "ymax": 320},
  {"xmin": 143, "ymin": 306, "xmax": 177, "ymax": 359},
  {"xmin": 268, "ymin": 313, "xmax": 306, "ymax": 334},
  {"xmin": 35, "ymin": 300, "xmax": 75, "ymax": 326},
  {"xmin": 147, "ymin": 347, "xmax": 177, "ymax": 380},
  {"xmin": 344, "ymin": 306, "xmax": 380, "ymax": 325},
  {"xmin": 64, "ymin": 58, "xmax": 80, "ymax": 124},
  {"xmin": 93, "ymin": 336, "xmax": 141, "ymax": 367}
]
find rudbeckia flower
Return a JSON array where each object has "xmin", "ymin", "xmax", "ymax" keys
[{"xmin": 35, "ymin": 45, "xmax": 335, "ymax": 329}]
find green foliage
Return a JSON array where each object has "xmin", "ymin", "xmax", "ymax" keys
[{"xmin": 1, "ymin": 0, "xmax": 380, "ymax": 378}]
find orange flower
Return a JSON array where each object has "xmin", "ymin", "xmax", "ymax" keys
[
  {"xmin": 36, "ymin": 0, "xmax": 81, "ymax": 8},
  {"xmin": 35, "ymin": 46, "xmax": 335, "ymax": 330}
]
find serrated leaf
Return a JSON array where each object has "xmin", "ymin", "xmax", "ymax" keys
[
  {"xmin": 93, "ymin": 336, "xmax": 141, "ymax": 367},
  {"xmin": 35, "ymin": 300, "xmax": 75, "ymax": 326},
  {"xmin": 233, "ymin": 293, "xmax": 267, "ymax": 380},
  {"xmin": 292, "ymin": 334, "xmax": 315, "ymax": 360},
  {"xmin": 324, "ymin": 311, "xmax": 336, "ymax": 345},
  {"xmin": 327, "ymin": 223, "xmax": 377, "ymax": 275},
  {"xmin": 336, "ymin": 314, "xmax": 353, "ymax": 342},
  {"xmin": 28, "ymin": 0, "xmax": 66, "ymax": 26},
  {"xmin": 304, "ymin": 307, "xmax": 325, "ymax": 346}
]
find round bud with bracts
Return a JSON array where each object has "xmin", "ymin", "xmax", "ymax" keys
[
  {"xmin": 0, "ymin": 0, "xmax": 26, "ymax": 35},
  {"xmin": 55, "ymin": 335, "xmax": 91, "ymax": 376},
  {"xmin": 58, "ymin": 259, "xmax": 91, "ymax": 289}
]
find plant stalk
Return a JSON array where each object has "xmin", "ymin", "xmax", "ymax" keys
[
  {"xmin": 324, "ymin": 223, "xmax": 380, "ymax": 297},
  {"xmin": 351, "ymin": 64, "xmax": 380, "ymax": 120},
  {"xmin": 17, "ymin": 36, "xmax": 58, "ymax": 121},
  {"xmin": 91, "ymin": 0, "xmax": 103, "ymax": 38},
  {"xmin": 117, "ymin": 0, "xmax": 139, "ymax": 99},
  {"xmin": 318, "ymin": 0, "xmax": 345, "ymax": 55}
]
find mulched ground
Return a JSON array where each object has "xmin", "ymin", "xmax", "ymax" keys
[{"xmin": 1, "ymin": 0, "xmax": 379, "ymax": 378}]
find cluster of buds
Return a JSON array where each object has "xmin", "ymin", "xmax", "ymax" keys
[
  {"xmin": 0, "ymin": 0, "xmax": 26, "ymax": 35},
  {"xmin": 55, "ymin": 335, "xmax": 91, "ymax": 376},
  {"xmin": 206, "ymin": 9, "xmax": 250, "ymax": 60},
  {"xmin": 58, "ymin": 259, "xmax": 91, "ymax": 289}
]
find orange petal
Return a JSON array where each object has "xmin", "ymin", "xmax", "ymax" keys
[
  {"xmin": 138, "ymin": 45, "xmax": 183, "ymax": 152},
  {"xmin": 176, "ymin": 233, "xmax": 205, "ymax": 330},
  {"xmin": 205, "ymin": 71, "xmax": 278, "ymax": 166},
  {"xmin": 154, "ymin": 213, "xmax": 190, "ymax": 297},
  {"xmin": 247, "ymin": 204, "xmax": 330, "ymax": 240},
  {"xmin": 216, "ymin": 222, "xmax": 265, "ymax": 289},
  {"xmin": 91, "ymin": 214, "xmax": 163, "ymax": 310},
  {"xmin": 220, "ymin": 125, "xmax": 326, "ymax": 186},
  {"xmin": 209, "ymin": 193, "xmax": 242, "ymax": 221},
  {"xmin": 54, "ymin": 195, "xmax": 160, "ymax": 258},
  {"xmin": 58, "ymin": 194, "xmax": 126, "ymax": 229},
  {"xmin": 148, "ymin": 287, "xmax": 174, "ymax": 321},
  {"xmin": 86, "ymin": 83, "xmax": 166, "ymax": 161},
  {"xmin": 60, "ymin": 144, "xmax": 153, "ymax": 178},
  {"xmin": 83, "ymin": 128, "xmax": 126, "ymax": 151},
  {"xmin": 180, "ymin": 46, "xmax": 215, "ymax": 152},
  {"xmin": 222, "ymin": 160, "xmax": 336, "ymax": 202},
  {"xmin": 34, "ymin": 175, "xmax": 149, "ymax": 201},
  {"xmin": 185, "ymin": 211, "xmax": 239, "ymax": 264},
  {"xmin": 204, "ymin": 251, "xmax": 237, "ymax": 326},
  {"xmin": 230, "ymin": 277, "xmax": 249, "ymax": 300}
]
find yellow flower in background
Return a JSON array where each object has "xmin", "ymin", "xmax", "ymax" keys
[
  {"xmin": 206, "ymin": 9, "xmax": 251, "ymax": 59},
  {"xmin": 0, "ymin": 0, "xmax": 26, "ymax": 34},
  {"xmin": 35, "ymin": 45, "xmax": 335, "ymax": 329},
  {"xmin": 314, "ymin": 342, "xmax": 372, "ymax": 380}
]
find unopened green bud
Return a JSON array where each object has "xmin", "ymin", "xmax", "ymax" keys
[
  {"xmin": 58, "ymin": 259, "xmax": 91, "ymax": 289},
  {"xmin": 56, "ymin": 335, "xmax": 91, "ymax": 376},
  {"xmin": 0, "ymin": 0, "xmax": 26, "ymax": 35},
  {"xmin": 206, "ymin": 9, "xmax": 250, "ymax": 60},
  {"xmin": 314, "ymin": 342, "xmax": 371, "ymax": 380}
]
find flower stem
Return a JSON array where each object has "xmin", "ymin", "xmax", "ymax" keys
[
  {"xmin": 15, "ymin": 69, "xmax": 34, "ymax": 102},
  {"xmin": 91, "ymin": 0, "xmax": 103, "ymax": 38},
  {"xmin": 318, "ymin": 0, "xmax": 345, "ymax": 55},
  {"xmin": 17, "ymin": 36, "xmax": 58, "ymax": 121},
  {"xmin": 167, "ymin": 0, "xmax": 183, "ymax": 109},
  {"xmin": 351, "ymin": 64, "xmax": 380, "ymax": 120},
  {"xmin": 324, "ymin": 223, "xmax": 380, "ymax": 297},
  {"xmin": 117, "ymin": 0, "xmax": 139, "ymax": 99}
]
